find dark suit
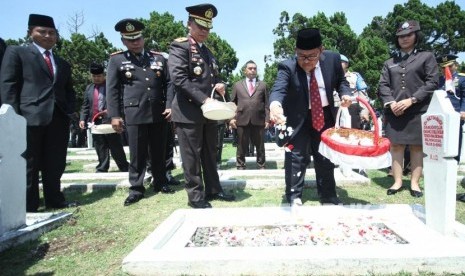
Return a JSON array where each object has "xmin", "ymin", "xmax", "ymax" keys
[
  {"xmin": 269, "ymin": 51, "xmax": 350, "ymax": 203},
  {"xmin": 106, "ymin": 50, "xmax": 171, "ymax": 195},
  {"xmin": 231, "ymin": 79, "xmax": 269, "ymax": 169},
  {"xmin": 168, "ymin": 36, "xmax": 224, "ymax": 203},
  {"xmin": 80, "ymin": 83, "xmax": 128, "ymax": 172},
  {"xmin": 0, "ymin": 37, "xmax": 6, "ymax": 106},
  {"xmin": 0, "ymin": 44, "xmax": 76, "ymax": 211}
]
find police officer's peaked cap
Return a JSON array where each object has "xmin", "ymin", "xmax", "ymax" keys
[
  {"xmin": 396, "ymin": 20, "xmax": 420, "ymax": 36},
  {"xmin": 186, "ymin": 3, "xmax": 217, "ymax": 29},
  {"xmin": 28, "ymin": 14, "xmax": 55, "ymax": 29},
  {"xmin": 114, "ymin": 19, "xmax": 145, "ymax": 40},
  {"xmin": 436, "ymin": 54, "xmax": 458, "ymax": 68},
  {"xmin": 90, "ymin": 63, "xmax": 104, "ymax": 75},
  {"xmin": 296, "ymin": 28, "xmax": 322, "ymax": 50}
]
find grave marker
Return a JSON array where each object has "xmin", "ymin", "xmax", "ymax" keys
[
  {"xmin": 0, "ymin": 104, "xmax": 27, "ymax": 235},
  {"xmin": 421, "ymin": 90, "xmax": 460, "ymax": 235}
]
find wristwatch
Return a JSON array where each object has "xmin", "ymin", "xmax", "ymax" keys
[{"xmin": 410, "ymin": 97, "xmax": 418, "ymax": 104}]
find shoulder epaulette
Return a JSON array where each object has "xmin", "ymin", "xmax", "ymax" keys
[
  {"xmin": 174, "ymin": 37, "xmax": 188, "ymax": 43},
  {"xmin": 150, "ymin": 50, "xmax": 161, "ymax": 55},
  {"xmin": 458, "ymin": 73, "xmax": 465, "ymax": 77},
  {"xmin": 110, "ymin": 50, "xmax": 123, "ymax": 56}
]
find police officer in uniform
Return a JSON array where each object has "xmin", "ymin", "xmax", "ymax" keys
[
  {"xmin": 437, "ymin": 54, "xmax": 465, "ymax": 202},
  {"xmin": 168, "ymin": 4, "xmax": 235, "ymax": 208},
  {"xmin": 106, "ymin": 18, "xmax": 174, "ymax": 206}
]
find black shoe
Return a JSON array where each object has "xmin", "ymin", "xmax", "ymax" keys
[
  {"xmin": 47, "ymin": 201, "xmax": 80, "ymax": 209},
  {"xmin": 124, "ymin": 194, "xmax": 144, "ymax": 206},
  {"xmin": 188, "ymin": 200, "xmax": 212, "ymax": 209},
  {"xmin": 387, "ymin": 187, "xmax": 403, "ymax": 195},
  {"xmin": 154, "ymin": 185, "xmax": 175, "ymax": 194},
  {"xmin": 205, "ymin": 192, "xmax": 236, "ymax": 202},
  {"xmin": 319, "ymin": 196, "xmax": 341, "ymax": 205},
  {"xmin": 410, "ymin": 189, "xmax": 423, "ymax": 198},
  {"xmin": 95, "ymin": 170, "xmax": 107, "ymax": 173}
]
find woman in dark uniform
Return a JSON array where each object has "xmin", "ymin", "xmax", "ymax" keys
[{"xmin": 378, "ymin": 20, "xmax": 438, "ymax": 197}]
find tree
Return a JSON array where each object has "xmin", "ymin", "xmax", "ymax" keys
[
  {"xmin": 140, "ymin": 11, "xmax": 186, "ymax": 53},
  {"xmin": 205, "ymin": 32, "xmax": 238, "ymax": 82},
  {"xmin": 266, "ymin": 10, "xmax": 358, "ymax": 88},
  {"xmin": 57, "ymin": 33, "xmax": 117, "ymax": 109},
  {"xmin": 356, "ymin": 0, "xmax": 465, "ymax": 103},
  {"xmin": 67, "ymin": 11, "xmax": 85, "ymax": 35}
]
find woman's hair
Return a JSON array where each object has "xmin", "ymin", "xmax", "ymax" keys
[{"xmin": 394, "ymin": 30, "xmax": 423, "ymax": 49}]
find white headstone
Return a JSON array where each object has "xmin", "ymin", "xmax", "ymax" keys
[
  {"xmin": 0, "ymin": 104, "xmax": 27, "ymax": 235},
  {"xmin": 421, "ymin": 90, "xmax": 460, "ymax": 235}
]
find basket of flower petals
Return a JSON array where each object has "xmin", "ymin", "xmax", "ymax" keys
[
  {"xmin": 318, "ymin": 96, "xmax": 391, "ymax": 169},
  {"xmin": 88, "ymin": 111, "xmax": 116, "ymax": 134}
]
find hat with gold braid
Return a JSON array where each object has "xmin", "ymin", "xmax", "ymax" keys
[
  {"xmin": 186, "ymin": 3, "xmax": 217, "ymax": 29},
  {"xmin": 114, "ymin": 18, "xmax": 145, "ymax": 40}
]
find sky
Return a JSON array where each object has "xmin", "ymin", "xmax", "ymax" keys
[{"xmin": 1, "ymin": 0, "xmax": 460, "ymax": 75}]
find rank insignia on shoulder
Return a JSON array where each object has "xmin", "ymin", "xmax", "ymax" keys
[
  {"xmin": 110, "ymin": 50, "xmax": 123, "ymax": 56},
  {"xmin": 175, "ymin": 37, "xmax": 188, "ymax": 42},
  {"xmin": 459, "ymin": 73, "xmax": 465, "ymax": 77}
]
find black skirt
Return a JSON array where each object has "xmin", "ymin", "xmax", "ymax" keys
[{"xmin": 385, "ymin": 111, "xmax": 424, "ymax": 145}]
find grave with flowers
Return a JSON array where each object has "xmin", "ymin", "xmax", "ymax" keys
[{"xmin": 121, "ymin": 91, "xmax": 465, "ymax": 275}]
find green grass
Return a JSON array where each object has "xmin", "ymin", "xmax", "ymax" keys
[{"xmin": 1, "ymin": 142, "xmax": 465, "ymax": 276}]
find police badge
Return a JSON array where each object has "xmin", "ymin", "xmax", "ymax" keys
[{"xmin": 193, "ymin": 66, "xmax": 202, "ymax": 75}]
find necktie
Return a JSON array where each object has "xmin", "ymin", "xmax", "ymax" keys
[
  {"xmin": 248, "ymin": 79, "xmax": 254, "ymax": 96},
  {"xmin": 93, "ymin": 85, "xmax": 100, "ymax": 116},
  {"xmin": 44, "ymin": 50, "xmax": 54, "ymax": 77},
  {"xmin": 200, "ymin": 45, "xmax": 210, "ymax": 64},
  {"xmin": 309, "ymin": 69, "xmax": 325, "ymax": 131}
]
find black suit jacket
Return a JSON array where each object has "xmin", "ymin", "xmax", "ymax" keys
[
  {"xmin": 270, "ymin": 50, "xmax": 350, "ymax": 138},
  {"xmin": 231, "ymin": 79, "xmax": 269, "ymax": 126},
  {"xmin": 106, "ymin": 50, "xmax": 172, "ymax": 125},
  {"xmin": 168, "ymin": 36, "xmax": 222, "ymax": 124},
  {"xmin": 0, "ymin": 44, "xmax": 75, "ymax": 126},
  {"xmin": 80, "ymin": 83, "xmax": 109, "ymax": 124}
]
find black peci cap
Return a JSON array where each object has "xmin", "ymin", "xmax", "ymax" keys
[
  {"xmin": 186, "ymin": 3, "xmax": 217, "ymax": 29},
  {"xmin": 296, "ymin": 28, "xmax": 322, "ymax": 50},
  {"xmin": 28, "ymin": 14, "xmax": 55, "ymax": 29},
  {"xmin": 90, "ymin": 63, "xmax": 104, "ymax": 75},
  {"xmin": 114, "ymin": 19, "xmax": 145, "ymax": 40}
]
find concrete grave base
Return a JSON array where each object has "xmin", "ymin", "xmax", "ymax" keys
[
  {"xmin": 122, "ymin": 204, "xmax": 465, "ymax": 276},
  {"xmin": 0, "ymin": 212, "xmax": 72, "ymax": 252}
]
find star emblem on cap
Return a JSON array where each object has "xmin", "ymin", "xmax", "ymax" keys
[
  {"xmin": 205, "ymin": 9, "xmax": 213, "ymax": 19},
  {"xmin": 125, "ymin": 22, "xmax": 135, "ymax": 32}
]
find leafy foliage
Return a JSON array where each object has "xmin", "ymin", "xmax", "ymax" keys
[
  {"xmin": 56, "ymin": 33, "xmax": 118, "ymax": 109},
  {"xmin": 205, "ymin": 32, "xmax": 239, "ymax": 81},
  {"xmin": 140, "ymin": 11, "xmax": 186, "ymax": 53},
  {"xmin": 265, "ymin": 0, "xmax": 465, "ymax": 105}
]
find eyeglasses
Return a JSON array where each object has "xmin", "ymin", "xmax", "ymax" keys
[
  {"xmin": 35, "ymin": 29, "xmax": 57, "ymax": 37},
  {"xmin": 297, "ymin": 53, "xmax": 319, "ymax": 61}
]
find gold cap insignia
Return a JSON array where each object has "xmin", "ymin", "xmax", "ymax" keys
[
  {"xmin": 205, "ymin": 9, "xmax": 214, "ymax": 19},
  {"xmin": 126, "ymin": 22, "xmax": 135, "ymax": 32}
]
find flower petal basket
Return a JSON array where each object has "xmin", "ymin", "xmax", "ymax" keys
[
  {"xmin": 89, "ymin": 111, "xmax": 116, "ymax": 134},
  {"xmin": 201, "ymin": 88, "xmax": 237, "ymax": 121},
  {"xmin": 318, "ymin": 97, "xmax": 391, "ymax": 169}
]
